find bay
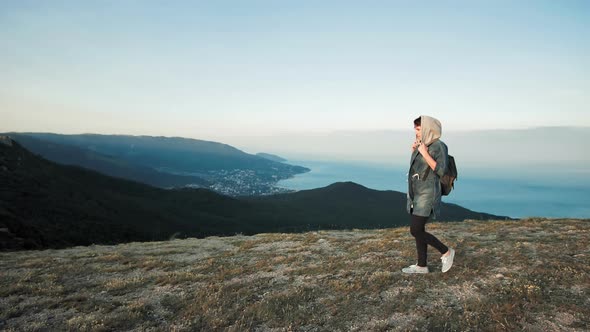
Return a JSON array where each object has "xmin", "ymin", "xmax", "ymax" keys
[{"xmin": 278, "ymin": 159, "xmax": 590, "ymax": 219}]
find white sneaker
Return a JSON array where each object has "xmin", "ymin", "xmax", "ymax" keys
[
  {"xmin": 402, "ymin": 264, "xmax": 429, "ymax": 274},
  {"xmin": 441, "ymin": 248, "xmax": 455, "ymax": 273}
]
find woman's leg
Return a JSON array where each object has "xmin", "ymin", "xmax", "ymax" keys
[{"xmin": 410, "ymin": 214, "xmax": 448, "ymax": 267}]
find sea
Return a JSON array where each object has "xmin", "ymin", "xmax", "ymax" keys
[{"xmin": 277, "ymin": 159, "xmax": 590, "ymax": 219}]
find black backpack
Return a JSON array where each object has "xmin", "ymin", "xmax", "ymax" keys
[{"xmin": 441, "ymin": 155, "xmax": 457, "ymax": 196}]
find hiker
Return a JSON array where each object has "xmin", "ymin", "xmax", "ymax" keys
[{"xmin": 403, "ymin": 115, "xmax": 455, "ymax": 274}]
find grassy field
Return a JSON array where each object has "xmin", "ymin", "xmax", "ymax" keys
[{"xmin": 1, "ymin": 218, "xmax": 589, "ymax": 331}]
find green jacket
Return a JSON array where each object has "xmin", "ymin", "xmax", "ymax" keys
[{"xmin": 406, "ymin": 116, "xmax": 448, "ymax": 218}]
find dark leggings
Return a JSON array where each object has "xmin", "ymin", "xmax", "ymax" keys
[{"xmin": 410, "ymin": 214, "xmax": 448, "ymax": 267}]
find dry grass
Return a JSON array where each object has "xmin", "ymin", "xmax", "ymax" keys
[{"xmin": 1, "ymin": 218, "xmax": 589, "ymax": 331}]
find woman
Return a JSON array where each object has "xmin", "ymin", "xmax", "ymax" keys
[{"xmin": 403, "ymin": 115, "xmax": 455, "ymax": 274}]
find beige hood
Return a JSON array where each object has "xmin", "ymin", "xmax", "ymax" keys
[{"xmin": 420, "ymin": 115, "xmax": 442, "ymax": 146}]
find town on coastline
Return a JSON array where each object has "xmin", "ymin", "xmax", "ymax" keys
[{"xmin": 185, "ymin": 168, "xmax": 300, "ymax": 196}]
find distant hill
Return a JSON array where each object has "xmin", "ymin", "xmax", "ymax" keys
[
  {"xmin": 8, "ymin": 133, "xmax": 309, "ymax": 182},
  {"xmin": 245, "ymin": 182, "xmax": 503, "ymax": 230},
  {"xmin": 5, "ymin": 133, "xmax": 210, "ymax": 189},
  {"xmin": 0, "ymin": 137, "xmax": 506, "ymax": 250},
  {"xmin": 256, "ymin": 152, "xmax": 287, "ymax": 162}
]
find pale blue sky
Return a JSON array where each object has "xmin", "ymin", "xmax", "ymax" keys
[{"xmin": 1, "ymin": 1, "xmax": 589, "ymax": 139}]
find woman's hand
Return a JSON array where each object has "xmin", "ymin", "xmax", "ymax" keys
[
  {"xmin": 411, "ymin": 140, "xmax": 420, "ymax": 151},
  {"xmin": 417, "ymin": 143, "xmax": 429, "ymax": 156}
]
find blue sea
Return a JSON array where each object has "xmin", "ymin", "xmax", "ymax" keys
[{"xmin": 277, "ymin": 160, "xmax": 590, "ymax": 219}]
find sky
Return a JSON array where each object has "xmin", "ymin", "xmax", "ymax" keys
[{"xmin": 1, "ymin": 1, "xmax": 589, "ymax": 143}]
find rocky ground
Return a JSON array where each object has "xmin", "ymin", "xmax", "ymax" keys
[{"xmin": 1, "ymin": 218, "xmax": 589, "ymax": 331}]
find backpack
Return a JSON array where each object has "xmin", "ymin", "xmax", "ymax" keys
[{"xmin": 440, "ymin": 155, "xmax": 457, "ymax": 196}]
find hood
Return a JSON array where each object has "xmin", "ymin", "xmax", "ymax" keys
[{"xmin": 420, "ymin": 115, "xmax": 442, "ymax": 146}]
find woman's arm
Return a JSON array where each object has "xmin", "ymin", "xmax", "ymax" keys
[
  {"xmin": 418, "ymin": 142, "xmax": 447, "ymax": 177},
  {"xmin": 417, "ymin": 143, "xmax": 437, "ymax": 171}
]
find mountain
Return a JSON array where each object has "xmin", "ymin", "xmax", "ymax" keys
[
  {"xmin": 0, "ymin": 136, "xmax": 257, "ymax": 249},
  {"xmin": 245, "ymin": 182, "xmax": 502, "ymax": 230},
  {"xmin": 1, "ymin": 218, "xmax": 587, "ymax": 331},
  {"xmin": 9, "ymin": 133, "xmax": 309, "ymax": 180},
  {"xmin": 0, "ymin": 136, "xmax": 506, "ymax": 250},
  {"xmin": 256, "ymin": 152, "xmax": 288, "ymax": 162},
  {"xmin": 5, "ymin": 133, "xmax": 210, "ymax": 189}
]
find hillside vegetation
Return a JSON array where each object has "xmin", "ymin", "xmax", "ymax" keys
[{"xmin": 1, "ymin": 218, "xmax": 588, "ymax": 331}]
